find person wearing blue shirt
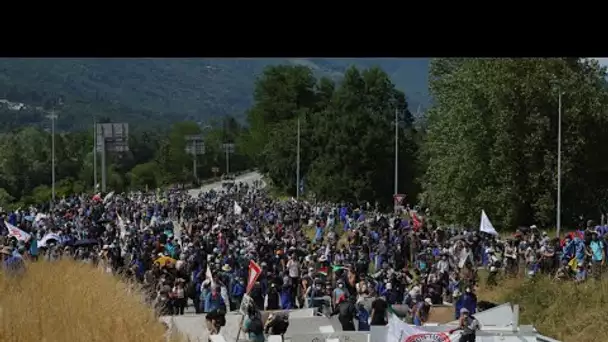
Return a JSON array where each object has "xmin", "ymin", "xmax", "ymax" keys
[
  {"xmin": 461, "ymin": 288, "xmax": 477, "ymax": 315},
  {"xmin": 231, "ymin": 278, "xmax": 246, "ymax": 309},
  {"xmin": 204, "ymin": 286, "xmax": 225, "ymax": 313},
  {"xmin": 1, "ymin": 246, "xmax": 25, "ymax": 275},
  {"xmin": 356, "ymin": 302, "xmax": 370, "ymax": 331},
  {"xmin": 280, "ymin": 284, "xmax": 293, "ymax": 309},
  {"xmin": 454, "ymin": 292, "xmax": 463, "ymax": 319}
]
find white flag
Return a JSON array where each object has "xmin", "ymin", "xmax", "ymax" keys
[
  {"xmin": 206, "ymin": 265, "xmax": 216, "ymax": 287},
  {"xmin": 117, "ymin": 213, "xmax": 127, "ymax": 240},
  {"xmin": 234, "ymin": 201, "xmax": 243, "ymax": 215},
  {"xmin": 480, "ymin": 209, "xmax": 498, "ymax": 235},
  {"xmin": 5, "ymin": 221, "xmax": 31, "ymax": 242}
]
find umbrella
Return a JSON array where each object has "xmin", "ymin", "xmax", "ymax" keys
[
  {"xmin": 74, "ymin": 238, "xmax": 99, "ymax": 247},
  {"xmin": 154, "ymin": 256, "xmax": 176, "ymax": 266}
]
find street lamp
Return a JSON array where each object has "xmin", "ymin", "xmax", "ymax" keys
[
  {"xmin": 550, "ymin": 79, "xmax": 564, "ymax": 238},
  {"xmin": 296, "ymin": 116, "xmax": 301, "ymax": 199},
  {"xmin": 557, "ymin": 88, "xmax": 563, "ymax": 238},
  {"xmin": 46, "ymin": 111, "xmax": 58, "ymax": 207}
]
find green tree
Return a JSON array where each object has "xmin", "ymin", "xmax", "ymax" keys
[
  {"xmin": 245, "ymin": 65, "xmax": 318, "ymax": 166},
  {"xmin": 0, "ymin": 188, "xmax": 14, "ymax": 209},
  {"xmin": 422, "ymin": 58, "xmax": 608, "ymax": 228},
  {"xmin": 307, "ymin": 66, "xmax": 417, "ymax": 205}
]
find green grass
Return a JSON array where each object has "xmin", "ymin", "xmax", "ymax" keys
[{"xmin": 477, "ymin": 273, "xmax": 608, "ymax": 342}]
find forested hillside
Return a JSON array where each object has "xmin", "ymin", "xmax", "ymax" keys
[{"xmin": 0, "ymin": 58, "xmax": 430, "ymax": 132}]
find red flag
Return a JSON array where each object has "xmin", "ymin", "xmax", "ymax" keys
[
  {"xmin": 412, "ymin": 213, "xmax": 422, "ymax": 231},
  {"xmin": 246, "ymin": 260, "xmax": 262, "ymax": 294}
]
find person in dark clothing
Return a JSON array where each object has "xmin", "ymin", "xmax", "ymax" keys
[
  {"xmin": 265, "ymin": 313, "xmax": 290, "ymax": 341},
  {"xmin": 206, "ymin": 309, "xmax": 226, "ymax": 337},
  {"xmin": 331, "ymin": 295, "xmax": 356, "ymax": 331},
  {"xmin": 370, "ymin": 296, "xmax": 388, "ymax": 326},
  {"xmin": 250, "ymin": 282, "xmax": 264, "ymax": 310},
  {"xmin": 265, "ymin": 283, "xmax": 281, "ymax": 310}
]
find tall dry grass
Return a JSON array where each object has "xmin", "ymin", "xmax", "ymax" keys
[
  {"xmin": 477, "ymin": 275, "xmax": 608, "ymax": 342},
  {"xmin": 0, "ymin": 260, "xmax": 176, "ymax": 342}
]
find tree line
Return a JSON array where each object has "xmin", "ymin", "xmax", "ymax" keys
[
  {"xmin": 0, "ymin": 116, "xmax": 252, "ymax": 210},
  {"xmin": 244, "ymin": 59, "xmax": 608, "ymax": 229},
  {"xmin": 3, "ymin": 58, "xmax": 608, "ymax": 230}
]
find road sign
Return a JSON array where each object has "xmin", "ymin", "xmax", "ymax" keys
[
  {"xmin": 222, "ymin": 143, "xmax": 235, "ymax": 153},
  {"xmin": 211, "ymin": 167, "xmax": 219, "ymax": 173},
  {"xmin": 96, "ymin": 123, "xmax": 129, "ymax": 152},
  {"xmin": 246, "ymin": 260, "xmax": 262, "ymax": 294},
  {"xmin": 393, "ymin": 193, "xmax": 406, "ymax": 205},
  {"xmin": 185, "ymin": 135, "xmax": 205, "ymax": 155}
]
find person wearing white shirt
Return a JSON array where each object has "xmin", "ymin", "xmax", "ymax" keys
[{"xmin": 286, "ymin": 254, "xmax": 300, "ymax": 303}]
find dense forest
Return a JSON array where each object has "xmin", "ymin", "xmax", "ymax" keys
[{"xmin": 2, "ymin": 58, "xmax": 608, "ymax": 230}]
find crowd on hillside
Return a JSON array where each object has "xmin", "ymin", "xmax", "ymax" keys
[{"xmin": 1, "ymin": 178, "xmax": 607, "ymax": 337}]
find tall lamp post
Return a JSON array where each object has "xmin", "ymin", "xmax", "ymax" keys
[
  {"xmin": 296, "ymin": 117, "xmax": 301, "ymax": 199},
  {"xmin": 47, "ymin": 111, "xmax": 58, "ymax": 207},
  {"xmin": 556, "ymin": 88, "xmax": 563, "ymax": 238}
]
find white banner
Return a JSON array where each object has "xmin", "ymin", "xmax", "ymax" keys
[
  {"xmin": 5, "ymin": 221, "xmax": 31, "ymax": 242},
  {"xmin": 387, "ymin": 314, "xmax": 459, "ymax": 342}
]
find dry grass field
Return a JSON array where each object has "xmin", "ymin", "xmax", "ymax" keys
[
  {"xmin": 477, "ymin": 275, "xmax": 608, "ymax": 342},
  {"xmin": 0, "ymin": 260, "xmax": 177, "ymax": 342}
]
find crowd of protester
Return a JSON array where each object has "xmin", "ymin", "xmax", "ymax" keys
[{"xmin": 1, "ymin": 178, "xmax": 607, "ymax": 337}]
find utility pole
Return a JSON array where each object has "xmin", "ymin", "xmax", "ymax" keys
[
  {"xmin": 556, "ymin": 90, "xmax": 562, "ymax": 238},
  {"xmin": 225, "ymin": 148, "xmax": 229, "ymax": 174},
  {"xmin": 185, "ymin": 135, "xmax": 205, "ymax": 183},
  {"xmin": 47, "ymin": 111, "xmax": 58, "ymax": 207},
  {"xmin": 101, "ymin": 135, "xmax": 107, "ymax": 192},
  {"xmin": 296, "ymin": 117, "xmax": 301, "ymax": 199},
  {"xmin": 93, "ymin": 118, "xmax": 97, "ymax": 190},
  {"xmin": 394, "ymin": 108, "xmax": 399, "ymax": 196},
  {"xmin": 222, "ymin": 143, "xmax": 235, "ymax": 175}
]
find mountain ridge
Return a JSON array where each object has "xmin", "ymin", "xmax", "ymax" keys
[{"xmin": 0, "ymin": 58, "xmax": 430, "ymax": 131}]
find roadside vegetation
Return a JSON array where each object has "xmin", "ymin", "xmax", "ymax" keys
[
  {"xmin": 477, "ymin": 275, "xmax": 606, "ymax": 342},
  {"xmin": 0, "ymin": 260, "xmax": 181, "ymax": 342}
]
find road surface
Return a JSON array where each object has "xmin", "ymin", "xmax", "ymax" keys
[{"xmin": 187, "ymin": 171, "xmax": 265, "ymax": 197}]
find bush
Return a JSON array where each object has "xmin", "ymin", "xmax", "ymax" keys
[{"xmin": 477, "ymin": 275, "xmax": 608, "ymax": 342}]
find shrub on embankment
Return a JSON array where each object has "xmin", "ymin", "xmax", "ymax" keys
[
  {"xmin": 477, "ymin": 275, "xmax": 608, "ymax": 342},
  {"xmin": 0, "ymin": 260, "xmax": 173, "ymax": 342}
]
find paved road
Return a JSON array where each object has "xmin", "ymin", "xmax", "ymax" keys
[
  {"xmin": 162, "ymin": 309, "xmax": 342, "ymax": 342},
  {"xmin": 187, "ymin": 171, "xmax": 265, "ymax": 197}
]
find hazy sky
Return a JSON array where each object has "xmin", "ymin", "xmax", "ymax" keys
[{"xmin": 594, "ymin": 58, "xmax": 608, "ymax": 67}]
